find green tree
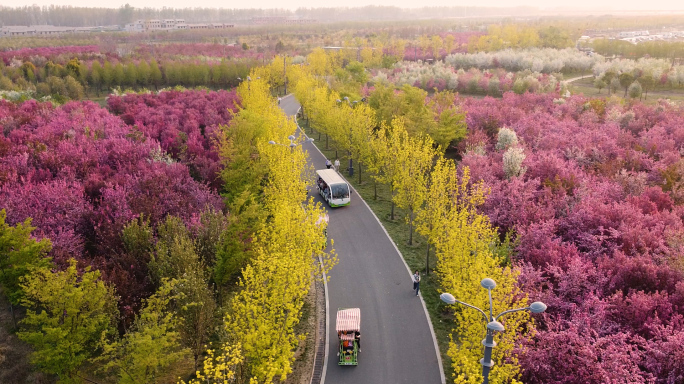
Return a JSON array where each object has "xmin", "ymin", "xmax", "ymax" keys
[
  {"xmin": 149, "ymin": 59, "xmax": 163, "ymax": 90},
  {"xmin": 124, "ymin": 63, "xmax": 138, "ymax": 89},
  {"xmin": 99, "ymin": 279, "xmax": 192, "ymax": 384},
  {"xmin": 429, "ymin": 91, "xmax": 467, "ymax": 150},
  {"xmin": 18, "ymin": 259, "xmax": 118, "ymax": 382},
  {"xmin": 113, "ymin": 63, "xmax": 125, "ymax": 88},
  {"xmin": 639, "ymin": 72, "xmax": 655, "ymax": 99},
  {"xmin": 538, "ymin": 26, "xmax": 572, "ymax": 49},
  {"xmin": 594, "ymin": 77, "xmax": 606, "ymax": 94},
  {"xmin": 0, "ymin": 210, "xmax": 52, "ymax": 306},
  {"xmin": 137, "ymin": 60, "xmax": 150, "ymax": 88},
  {"xmin": 121, "ymin": 216, "xmax": 154, "ymax": 262},
  {"xmin": 46, "ymin": 76, "xmax": 67, "ymax": 98},
  {"xmin": 628, "ymin": 80, "xmax": 643, "ymax": 99},
  {"xmin": 102, "ymin": 61, "xmax": 114, "ymax": 92},
  {"xmin": 174, "ymin": 269, "xmax": 216, "ymax": 370},
  {"xmin": 619, "ymin": 72, "xmax": 635, "ymax": 98},
  {"xmin": 65, "ymin": 75, "xmax": 84, "ymax": 100},
  {"xmin": 89, "ymin": 61, "xmax": 103, "ymax": 96},
  {"xmin": 214, "ymin": 192, "xmax": 264, "ymax": 286},
  {"xmin": 398, "ymin": 85, "xmax": 437, "ymax": 138},
  {"xmin": 148, "ymin": 216, "xmax": 201, "ymax": 285}
]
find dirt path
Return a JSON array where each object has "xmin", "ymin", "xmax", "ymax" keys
[{"xmin": 564, "ymin": 75, "xmax": 592, "ymax": 83}]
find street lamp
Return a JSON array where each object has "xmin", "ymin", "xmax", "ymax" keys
[
  {"xmin": 237, "ymin": 76, "xmax": 260, "ymax": 91},
  {"xmin": 440, "ymin": 278, "xmax": 547, "ymax": 384},
  {"xmin": 268, "ymin": 134, "xmax": 314, "ymax": 152}
]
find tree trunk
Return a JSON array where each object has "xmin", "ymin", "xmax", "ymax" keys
[
  {"xmin": 9, "ymin": 303, "xmax": 16, "ymax": 330},
  {"xmin": 326, "ymin": 134, "xmax": 329, "ymax": 149},
  {"xmin": 425, "ymin": 243, "xmax": 430, "ymax": 275},
  {"xmin": 358, "ymin": 162, "xmax": 362, "ymax": 184},
  {"xmin": 408, "ymin": 213, "xmax": 413, "ymax": 245},
  {"xmin": 374, "ymin": 181, "xmax": 377, "ymax": 200},
  {"xmin": 390, "ymin": 200, "xmax": 395, "ymax": 221}
]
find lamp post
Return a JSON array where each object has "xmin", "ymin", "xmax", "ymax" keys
[{"xmin": 440, "ymin": 278, "xmax": 547, "ymax": 384}]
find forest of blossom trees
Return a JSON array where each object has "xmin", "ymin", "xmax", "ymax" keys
[
  {"xmin": 0, "ymin": 90, "xmax": 237, "ymax": 321},
  {"xmin": 455, "ymin": 93, "xmax": 684, "ymax": 382},
  {"xmin": 2, "ymin": 11, "xmax": 684, "ymax": 383}
]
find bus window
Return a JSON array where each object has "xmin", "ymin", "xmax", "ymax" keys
[{"xmin": 331, "ymin": 184, "xmax": 349, "ymax": 199}]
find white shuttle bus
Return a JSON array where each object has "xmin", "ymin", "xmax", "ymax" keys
[{"xmin": 316, "ymin": 169, "xmax": 351, "ymax": 207}]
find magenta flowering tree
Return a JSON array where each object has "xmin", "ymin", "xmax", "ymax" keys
[
  {"xmin": 0, "ymin": 98, "xmax": 225, "ymax": 319},
  {"xmin": 445, "ymin": 92, "xmax": 684, "ymax": 382},
  {"xmin": 107, "ymin": 89, "xmax": 240, "ymax": 190}
]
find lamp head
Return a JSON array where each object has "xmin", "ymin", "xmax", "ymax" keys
[
  {"xmin": 247, "ymin": 76, "xmax": 251, "ymax": 81},
  {"xmin": 343, "ymin": 96, "xmax": 349, "ymax": 101},
  {"xmin": 440, "ymin": 292, "xmax": 457, "ymax": 305},
  {"xmin": 268, "ymin": 140, "xmax": 276, "ymax": 145},
  {"xmin": 481, "ymin": 278, "xmax": 496, "ymax": 290},
  {"xmin": 288, "ymin": 135, "xmax": 296, "ymax": 141},
  {"xmin": 336, "ymin": 99, "xmax": 342, "ymax": 103},
  {"xmin": 487, "ymin": 321, "xmax": 505, "ymax": 332},
  {"xmin": 529, "ymin": 301, "xmax": 547, "ymax": 314}
]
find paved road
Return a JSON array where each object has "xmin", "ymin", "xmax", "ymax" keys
[{"xmin": 280, "ymin": 95, "xmax": 444, "ymax": 384}]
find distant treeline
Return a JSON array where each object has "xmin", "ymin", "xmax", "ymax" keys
[
  {"xmin": 0, "ymin": 4, "xmax": 548, "ymax": 27},
  {"xmin": 0, "ymin": 57, "xmax": 256, "ymax": 102},
  {"xmin": 591, "ymin": 38, "xmax": 684, "ymax": 61}
]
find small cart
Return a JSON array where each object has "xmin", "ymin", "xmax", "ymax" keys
[{"xmin": 336, "ymin": 307, "xmax": 360, "ymax": 366}]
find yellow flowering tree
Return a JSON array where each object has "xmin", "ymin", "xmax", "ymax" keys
[
  {"xmin": 432, "ymin": 167, "xmax": 530, "ymax": 384},
  {"xmin": 187, "ymin": 74, "xmax": 336, "ymax": 384}
]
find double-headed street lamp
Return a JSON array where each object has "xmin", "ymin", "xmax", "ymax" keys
[
  {"xmin": 237, "ymin": 76, "xmax": 260, "ymax": 90},
  {"xmin": 440, "ymin": 278, "xmax": 547, "ymax": 384},
  {"xmin": 268, "ymin": 134, "xmax": 314, "ymax": 152}
]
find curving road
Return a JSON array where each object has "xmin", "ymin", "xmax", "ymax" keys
[{"xmin": 280, "ymin": 95, "xmax": 444, "ymax": 384}]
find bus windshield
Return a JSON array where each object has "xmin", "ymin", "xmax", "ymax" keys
[{"xmin": 331, "ymin": 184, "xmax": 349, "ymax": 199}]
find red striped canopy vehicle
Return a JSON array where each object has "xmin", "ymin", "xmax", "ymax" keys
[{"xmin": 336, "ymin": 308, "xmax": 360, "ymax": 365}]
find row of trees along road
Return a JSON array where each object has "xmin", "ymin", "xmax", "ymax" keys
[{"xmin": 289, "ymin": 53, "xmax": 535, "ymax": 383}]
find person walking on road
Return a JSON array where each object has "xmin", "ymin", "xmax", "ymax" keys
[
  {"xmin": 326, "ymin": 159, "xmax": 332, "ymax": 169},
  {"xmin": 334, "ymin": 158, "xmax": 340, "ymax": 173},
  {"xmin": 413, "ymin": 270, "xmax": 421, "ymax": 296}
]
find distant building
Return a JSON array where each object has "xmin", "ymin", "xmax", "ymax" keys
[
  {"xmin": 123, "ymin": 19, "xmax": 232, "ymax": 32},
  {"xmin": 618, "ymin": 30, "xmax": 650, "ymax": 38},
  {"xmin": 251, "ymin": 16, "xmax": 316, "ymax": 25},
  {"xmin": 0, "ymin": 25, "xmax": 103, "ymax": 37}
]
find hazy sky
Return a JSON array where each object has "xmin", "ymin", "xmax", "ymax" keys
[{"xmin": 3, "ymin": 0, "xmax": 684, "ymax": 11}]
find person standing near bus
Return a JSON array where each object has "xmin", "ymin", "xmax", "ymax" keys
[
  {"xmin": 326, "ymin": 159, "xmax": 332, "ymax": 169},
  {"xmin": 413, "ymin": 270, "xmax": 421, "ymax": 296},
  {"xmin": 334, "ymin": 158, "xmax": 340, "ymax": 173}
]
